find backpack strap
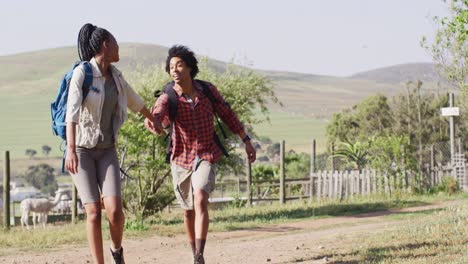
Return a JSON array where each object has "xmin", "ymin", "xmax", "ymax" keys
[
  {"xmin": 160, "ymin": 82, "xmax": 178, "ymax": 163},
  {"xmin": 81, "ymin": 61, "xmax": 93, "ymax": 101},
  {"xmin": 162, "ymin": 81, "xmax": 178, "ymax": 121},
  {"xmin": 195, "ymin": 80, "xmax": 228, "ymax": 140},
  {"xmin": 195, "ymin": 80, "xmax": 230, "ymax": 157}
]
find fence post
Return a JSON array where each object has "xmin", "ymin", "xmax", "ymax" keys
[
  {"xmin": 365, "ymin": 170, "xmax": 370, "ymax": 195},
  {"xmin": 237, "ymin": 177, "xmax": 241, "ymax": 198},
  {"xmin": 449, "ymin": 93, "xmax": 455, "ymax": 169},
  {"xmin": 371, "ymin": 170, "xmax": 375, "ymax": 194},
  {"xmin": 247, "ymin": 159, "xmax": 252, "ymax": 206},
  {"xmin": 360, "ymin": 171, "xmax": 364, "ymax": 195},
  {"xmin": 309, "ymin": 139, "xmax": 316, "ymax": 202},
  {"xmin": 384, "ymin": 173, "xmax": 389, "ymax": 194},
  {"xmin": 317, "ymin": 171, "xmax": 322, "ymax": 199},
  {"xmin": 3, "ymin": 151, "xmax": 10, "ymax": 230},
  {"xmin": 280, "ymin": 140, "xmax": 286, "ymax": 204},
  {"xmin": 343, "ymin": 171, "xmax": 349, "ymax": 199},
  {"xmin": 430, "ymin": 145, "xmax": 435, "ymax": 188},
  {"xmin": 331, "ymin": 143, "xmax": 336, "ymax": 171},
  {"xmin": 72, "ymin": 185, "xmax": 78, "ymax": 224},
  {"xmin": 334, "ymin": 172, "xmax": 338, "ymax": 199}
]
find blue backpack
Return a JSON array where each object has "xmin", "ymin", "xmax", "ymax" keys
[{"xmin": 51, "ymin": 61, "xmax": 93, "ymax": 140}]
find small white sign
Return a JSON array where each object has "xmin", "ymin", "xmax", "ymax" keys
[{"xmin": 441, "ymin": 107, "xmax": 460, "ymax": 116}]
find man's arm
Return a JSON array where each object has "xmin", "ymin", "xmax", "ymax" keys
[
  {"xmin": 145, "ymin": 93, "xmax": 170, "ymax": 135},
  {"xmin": 208, "ymin": 83, "xmax": 256, "ymax": 163}
]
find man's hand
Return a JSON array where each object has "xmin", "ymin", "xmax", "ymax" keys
[
  {"xmin": 245, "ymin": 141, "xmax": 256, "ymax": 163},
  {"xmin": 145, "ymin": 117, "xmax": 164, "ymax": 135}
]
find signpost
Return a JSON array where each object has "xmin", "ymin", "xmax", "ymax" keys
[{"xmin": 440, "ymin": 93, "xmax": 458, "ymax": 166}]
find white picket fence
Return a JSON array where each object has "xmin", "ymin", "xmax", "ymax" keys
[
  {"xmin": 312, "ymin": 170, "xmax": 409, "ymax": 199},
  {"xmin": 311, "ymin": 166, "xmax": 467, "ymax": 199}
]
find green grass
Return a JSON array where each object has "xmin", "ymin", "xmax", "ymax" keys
[
  {"xmin": 0, "ymin": 93, "xmax": 64, "ymax": 159},
  {"xmin": 148, "ymin": 192, "xmax": 468, "ymax": 233},
  {"xmin": 0, "ymin": 192, "xmax": 465, "ymax": 255},
  {"xmin": 253, "ymin": 111, "xmax": 328, "ymax": 153},
  {"xmin": 317, "ymin": 203, "xmax": 468, "ymax": 263},
  {"xmin": 0, "ymin": 220, "xmax": 155, "ymax": 256}
]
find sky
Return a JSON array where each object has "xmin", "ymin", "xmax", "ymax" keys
[{"xmin": 0, "ymin": 0, "xmax": 450, "ymax": 76}]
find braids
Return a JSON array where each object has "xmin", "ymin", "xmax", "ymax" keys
[{"xmin": 77, "ymin": 23, "xmax": 111, "ymax": 61}]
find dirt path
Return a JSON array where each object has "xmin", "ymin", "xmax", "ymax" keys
[{"xmin": 1, "ymin": 199, "xmax": 465, "ymax": 264}]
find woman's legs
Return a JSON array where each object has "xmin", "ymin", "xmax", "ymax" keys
[
  {"xmin": 95, "ymin": 147, "xmax": 125, "ymax": 260},
  {"xmin": 103, "ymin": 196, "xmax": 125, "ymax": 250},
  {"xmin": 73, "ymin": 148, "xmax": 104, "ymax": 263},
  {"xmin": 84, "ymin": 202, "xmax": 104, "ymax": 264}
]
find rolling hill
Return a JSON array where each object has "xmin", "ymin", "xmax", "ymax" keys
[{"xmin": 0, "ymin": 43, "xmax": 439, "ymax": 158}]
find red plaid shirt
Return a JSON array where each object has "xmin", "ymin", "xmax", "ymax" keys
[{"xmin": 152, "ymin": 81, "xmax": 244, "ymax": 170}]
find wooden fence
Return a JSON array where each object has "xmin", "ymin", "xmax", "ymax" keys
[
  {"xmin": 213, "ymin": 164, "xmax": 467, "ymax": 206},
  {"xmin": 211, "ymin": 139, "xmax": 466, "ymax": 206}
]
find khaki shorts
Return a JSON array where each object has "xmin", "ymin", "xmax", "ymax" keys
[{"xmin": 171, "ymin": 160, "xmax": 216, "ymax": 210}]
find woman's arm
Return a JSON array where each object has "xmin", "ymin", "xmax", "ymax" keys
[{"xmin": 65, "ymin": 122, "xmax": 79, "ymax": 174}]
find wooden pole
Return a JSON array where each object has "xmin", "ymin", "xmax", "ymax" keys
[
  {"xmin": 72, "ymin": 185, "xmax": 78, "ymax": 224},
  {"xmin": 309, "ymin": 139, "xmax": 316, "ymax": 202},
  {"xmin": 449, "ymin": 93, "xmax": 455, "ymax": 167},
  {"xmin": 280, "ymin": 140, "xmax": 286, "ymax": 204},
  {"xmin": 237, "ymin": 177, "xmax": 241, "ymax": 198},
  {"xmin": 3, "ymin": 151, "xmax": 10, "ymax": 230},
  {"xmin": 430, "ymin": 145, "xmax": 435, "ymax": 188},
  {"xmin": 246, "ymin": 159, "xmax": 252, "ymax": 206},
  {"xmin": 331, "ymin": 143, "xmax": 336, "ymax": 171}
]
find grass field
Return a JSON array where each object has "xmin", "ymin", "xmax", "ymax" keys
[
  {"xmin": 323, "ymin": 204, "xmax": 468, "ymax": 263},
  {"xmin": 252, "ymin": 111, "xmax": 328, "ymax": 153}
]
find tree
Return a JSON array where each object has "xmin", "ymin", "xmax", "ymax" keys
[
  {"xmin": 332, "ymin": 140, "xmax": 370, "ymax": 172},
  {"xmin": 327, "ymin": 81, "xmax": 461, "ymax": 170},
  {"xmin": 252, "ymin": 164, "xmax": 278, "ymax": 182},
  {"xmin": 369, "ymin": 135, "xmax": 418, "ymax": 195},
  {"xmin": 252, "ymin": 164, "xmax": 279, "ymax": 198},
  {"xmin": 25, "ymin": 149, "xmax": 37, "ymax": 159},
  {"xmin": 421, "ymin": 0, "xmax": 467, "ymax": 93},
  {"xmin": 257, "ymin": 135, "xmax": 273, "ymax": 145},
  {"xmin": 326, "ymin": 94, "xmax": 393, "ymax": 145},
  {"xmin": 422, "ymin": 0, "xmax": 468, "ymax": 152},
  {"xmin": 285, "ymin": 152, "xmax": 311, "ymax": 178},
  {"xmin": 119, "ymin": 60, "xmax": 280, "ymax": 218},
  {"xmin": 266, "ymin": 143, "xmax": 281, "ymax": 158},
  {"xmin": 42, "ymin": 145, "xmax": 51, "ymax": 157},
  {"xmin": 21, "ymin": 164, "xmax": 58, "ymax": 196}
]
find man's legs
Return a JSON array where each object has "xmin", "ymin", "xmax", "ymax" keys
[
  {"xmin": 184, "ymin": 209, "xmax": 196, "ymax": 255},
  {"xmin": 173, "ymin": 160, "xmax": 214, "ymax": 262},
  {"xmin": 193, "ymin": 189, "xmax": 210, "ymax": 255}
]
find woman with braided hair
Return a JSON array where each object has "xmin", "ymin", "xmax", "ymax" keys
[{"xmin": 65, "ymin": 23, "xmax": 163, "ymax": 264}]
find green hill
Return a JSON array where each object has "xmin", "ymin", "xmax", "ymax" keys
[
  {"xmin": 350, "ymin": 62, "xmax": 438, "ymax": 84},
  {"xmin": 0, "ymin": 44, "xmax": 438, "ymax": 158}
]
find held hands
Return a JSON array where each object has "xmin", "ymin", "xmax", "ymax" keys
[{"xmin": 145, "ymin": 116, "xmax": 164, "ymax": 135}]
